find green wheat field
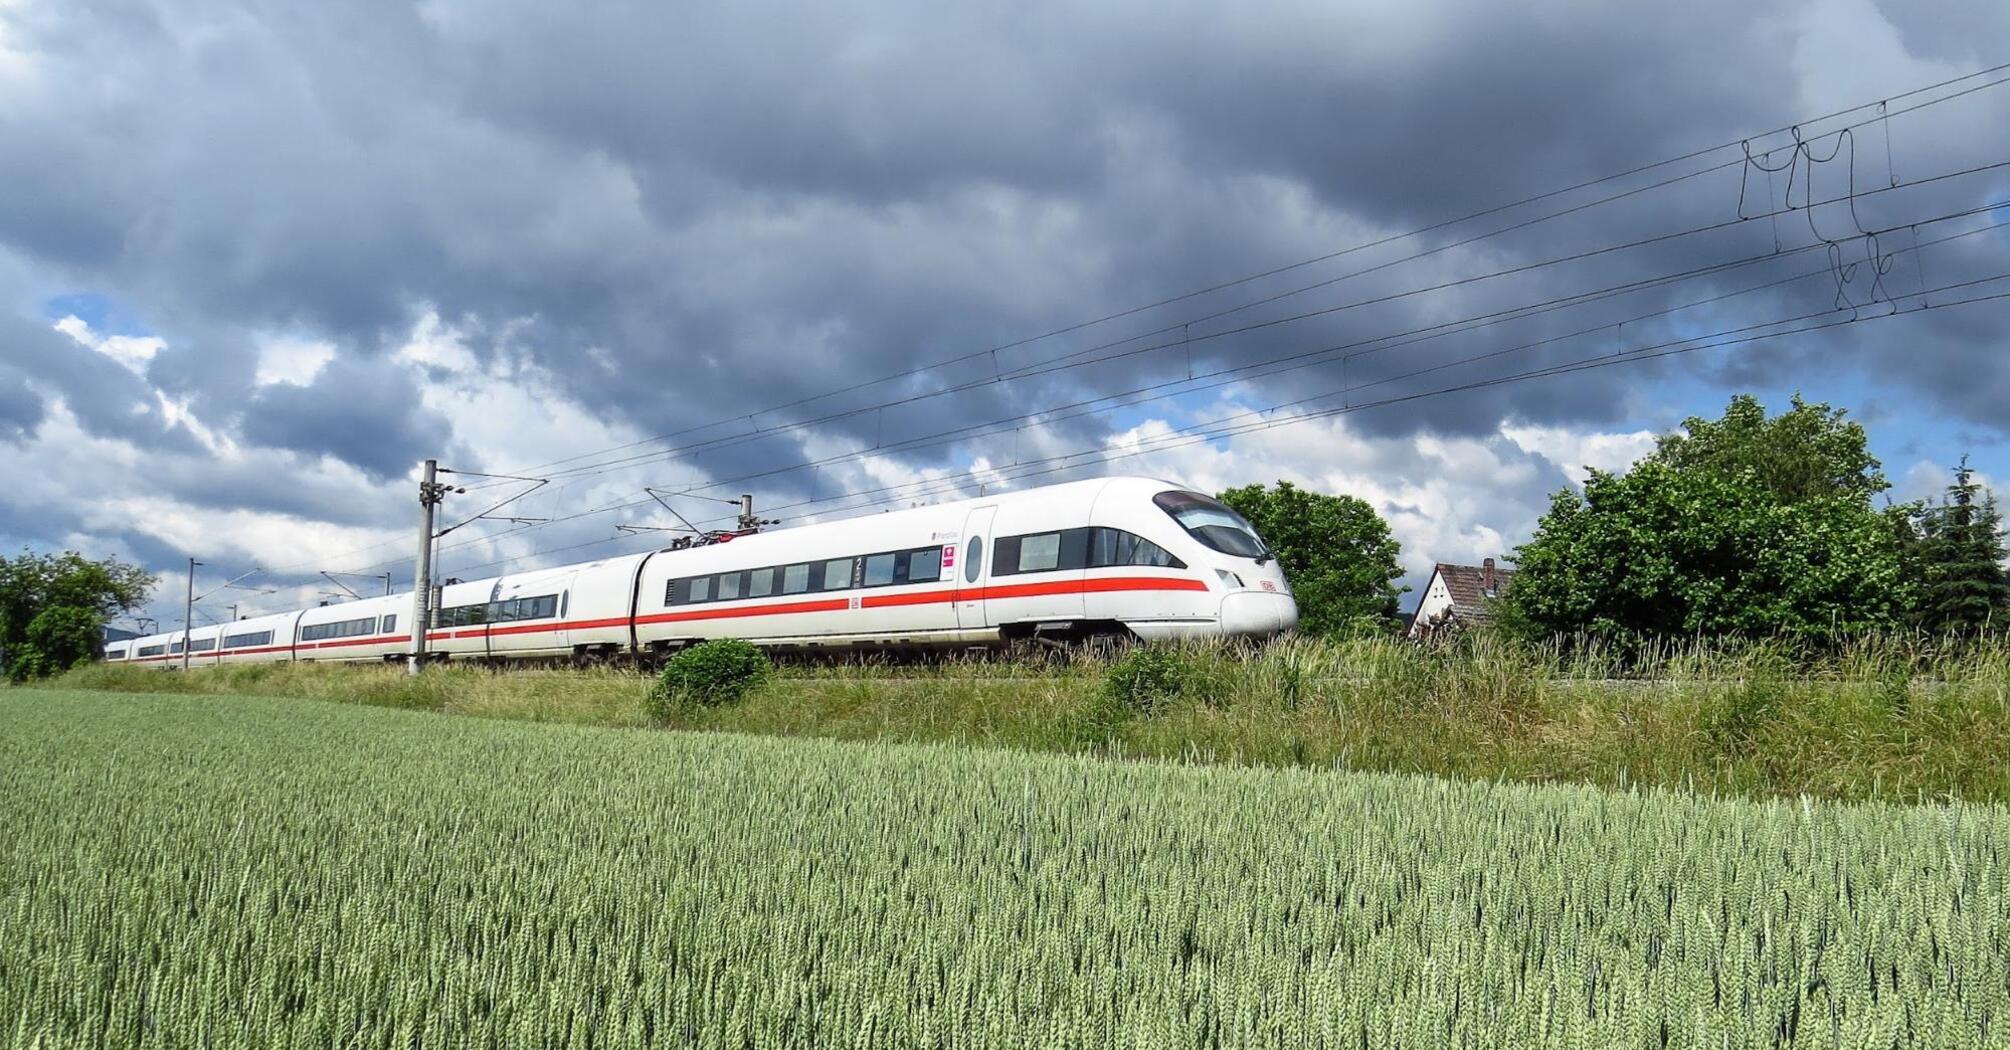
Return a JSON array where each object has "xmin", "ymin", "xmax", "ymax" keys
[{"xmin": 3, "ymin": 689, "xmax": 2006, "ymax": 1048}]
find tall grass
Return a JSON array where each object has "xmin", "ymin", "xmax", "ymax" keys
[{"xmin": 42, "ymin": 630, "xmax": 2010, "ymax": 802}]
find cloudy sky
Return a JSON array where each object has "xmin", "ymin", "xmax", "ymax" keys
[{"xmin": 2, "ymin": 0, "xmax": 2008, "ymax": 628}]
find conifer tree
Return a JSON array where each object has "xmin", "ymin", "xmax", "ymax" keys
[{"xmin": 1914, "ymin": 457, "xmax": 2010, "ymax": 633}]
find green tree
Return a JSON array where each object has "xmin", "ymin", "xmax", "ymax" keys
[
  {"xmin": 0, "ymin": 549, "xmax": 155, "ymax": 680},
  {"xmin": 1913, "ymin": 457, "xmax": 2010, "ymax": 633},
  {"xmin": 1503, "ymin": 395, "xmax": 1914, "ymax": 646},
  {"xmin": 1216, "ymin": 481, "xmax": 1404, "ymax": 635},
  {"xmin": 1651, "ymin": 393, "xmax": 1887, "ymax": 502}
]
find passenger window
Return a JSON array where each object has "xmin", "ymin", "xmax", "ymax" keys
[
  {"xmin": 381, "ymin": 615, "xmax": 397, "ymax": 634},
  {"xmin": 908, "ymin": 547, "xmax": 942, "ymax": 583},
  {"xmin": 690, "ymin": 576, "xmax": 712, "ymax": 603},
  {"xmin": 783, "ymin": 564, "xmax": 810, "ymax": 594},
  {"xmin": 863, "ymin": 553, "xmax": 896, "ymax": 587},
  {"xmin": 822, "ymin": 558, "xmax": 854, "ymax": 591},
  {"xmin": 749, "ymin": 568, "xmax": 774, "ymax": 598},
  {"xmin": 964, "ymin": 538, "xmax": 983, "ymax": 583},
  {"xmin": 1018, "ymin": 533, "xmax": 1061, "ymax": 572},
  {"xmin": 718, "ymin": 573, "xmax": 742, "ymax": 601}
]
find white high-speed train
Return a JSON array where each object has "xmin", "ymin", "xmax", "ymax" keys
[{"xmin": 107, "ymin": 476, "xmax": 1297, "ymax": 668}]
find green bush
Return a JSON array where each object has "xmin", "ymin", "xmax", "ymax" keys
[
  {"xmin": 648, "ymin": 640, "xmax": 771, "ymax": 722},
  {"xmin": 1103, "ymin": 645, "xmax": 1191, "ymax": 715}
]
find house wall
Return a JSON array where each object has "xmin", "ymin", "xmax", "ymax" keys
[{"xmin": 1408, "ymin": 571, "xmax": 1453, "ymax": 637}]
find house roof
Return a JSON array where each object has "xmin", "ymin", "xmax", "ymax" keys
[{"xmin": 1430, "ymin": 562, "xmax": 1516, "ymax": 623}]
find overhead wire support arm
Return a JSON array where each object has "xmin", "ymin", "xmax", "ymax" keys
[
  {"xmin": 318, "ymin": 572, "xmax": 362, "ymax": 601},
  {"xmin": 193, "ymin": 568, "xmax": 265, "ymax": 604},
  {"xmin": 433, "ymin": 477, "xmax": 548, "ymax": 539},
  {"xmin": 321, "ymin": 570, "xmax": 395, "ymax": 596},
  {"xmin": 643, "ymin": 487, "xmax": 709, "ymax": 536}
]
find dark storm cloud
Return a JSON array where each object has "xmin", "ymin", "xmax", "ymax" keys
[
  {"xmin": 0, "ymin": 310, "xmax": 208, "ymax": 451},
  {"xmin": 3, "ymin": 0, "xmax": 2010, "ymax": 602},
  {"xmin": 0, "ymin": 363, "xmax": 42, "ymax": 444},
  {"xmin": 239, "ymin": 357, "xmax": 452, "ymax": 482}
]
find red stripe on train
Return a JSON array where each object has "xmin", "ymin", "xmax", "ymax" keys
[
  {"xmin": 633, "ymin": 598, "xmax": 851, "ymax": 627},
  {"xmin": 125, "ymin": 575, "xmax": 1213, "ymax": 661},
  {"xmin": 861, "ymin": 575, "xmax": 1208, "ymax": 608}
]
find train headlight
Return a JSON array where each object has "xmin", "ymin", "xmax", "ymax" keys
[{"xmin": 1215, "ymin": 569, "xmax": 1245, "ymax": 589}]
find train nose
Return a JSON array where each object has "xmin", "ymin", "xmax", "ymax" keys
[{"xmin": 1219, "ymin": 591, "xmax": 1298, "ymax": 637}]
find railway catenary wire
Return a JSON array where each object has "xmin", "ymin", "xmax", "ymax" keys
[
  {"xmin": 257, "ymin": 66, "xmax": 2010, "ymax": 588},
  {"xmin": 503, "ymin": 157, "xmax": 2010, "ymax": 493},
  {"xmin": 385, "ymin": 150, "xmax": 2010, "ymax": 584},
  {"xmin": 374, "ymin": 168, "xmax": 2010, "ymax": 602},
  {"xmin": 381, "ymin": 190, "xmax": 2010, "ymax": 580},
  {"xmin": 248, "ymin": 76, "xmax": 2010, "ymax": 607},
  {"xmin": 483, "ymin": 61, "xmax": 2010, "ymax": 485},
  {"xmin": 318, "ymin": 198, "xmax": 2010, "ymax": 592},
  {"xmin": 422, "ymin": 273, "xmax": 2010, "ymax": 582}
]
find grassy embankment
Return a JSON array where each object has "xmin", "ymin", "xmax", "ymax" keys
[
  {"xmin": 41, "ymin": 633, "xmax": 2010, "ymax": 803},
  {"xmin": 4, "ymin": 690, "xmax": 2005, "ymax": 1047}
]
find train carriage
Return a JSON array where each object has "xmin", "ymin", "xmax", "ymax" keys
[
  {"xmin": 213, "ymin": 611, "xmax": 300, "ymax": 665},
  {"xmin": 109, "ymin": 475, "xmax": 1298, "ymax": 669}
]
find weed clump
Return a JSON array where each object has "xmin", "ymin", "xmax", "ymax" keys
[
  {"xmin": 1104, "ymin": 645, "xmax": 1192, "ymax": 715},
  {"xmin": 648, "ymin": 640, "xmax": 771, "ymax": 722}
]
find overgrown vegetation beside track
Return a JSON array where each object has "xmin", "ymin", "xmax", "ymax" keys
[
  {"xmin": 3, "ymin": 691, "xmax": 2006, "ymax": 1047},
  {"xmin": 40, "ymin": 631, "xmax": 2010, "ymax": 803}
]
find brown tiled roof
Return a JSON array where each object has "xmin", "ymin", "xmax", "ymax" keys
[{"xmin": 1433, "ymin": 562, "xmax": 1515, "ymax": 623}]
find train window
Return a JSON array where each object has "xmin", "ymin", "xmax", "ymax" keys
[
  {"xmin": 863, "ymin": 553, "xmax": 897, "ymax": 587},
  {"xmin": 189, "ymin": 638, "xmax": 216, "ymax": 652},
  {"xmin": 1018, "ymin": 533, "xmax": 1061, "ymax": 572},
  {"xmin": 964, "ymin": 537, "xmax": 983, "ymax": 583},
  {"xmin": 717, "ymin": 572, "xmax": 742, "ymax": 601},
  {"xmin": 1089, "ymin": 528, "xmax": 1184, "ymax": 569},
  {"xmin": 223, "ymin": 630, "xmax": 274, "ymax": 649},
  {"xmin": 138, "ymin": 644, "xmax": 166, "ymax": 657},
  {"xmin": 170, "ymin": 640, "xmax": 184, "ymax": 654},
  {"xmin": 106, "ymin": 648, "xmax": 127, "ymax": 660},
  {"xmin": 782, "ymin": 563, "xmax": 810, "ymax": 594},
  {"xmin": 689, "ymin": 576, "xmax": 713, "ymax": 603},
  {"xmin": 435, "ymin": 604, "xmax": 484, "ymax": 628},
  {"xmin": 1153, "ymin": 490, "xmax": 1270, "ymax": 560},
  {"xmin": 748, "ymin": 568, "xmax": 775, "ymax": 598},
  {"xmin": 820, "ymin": 558, "xmax": 854, "ymax": 591},
  {"xmin": 560, "ymin": 591, "xmax": 568, "ymax": 618},
  {"xmin": 381, "ymin": 615, "xmax": 397, "ymax": 634},
  {"xmin": 993, "ymin": 528, "xmax": 1100, "ymax": 575},
  {"xmin": 907, "ymin": 547, "xmax": 942, "ymax": 583}
]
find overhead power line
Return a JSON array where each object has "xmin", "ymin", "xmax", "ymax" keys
[
  {"xmin": 509, "ymin": 156, "xmax": 2010, "ymax": 491},
  {"xmin": 386, "ymin": 181, "xmax": 2010, "ymax": 575},
  {"xmin": 303, "ymin": 63, "xmax": 2010, "ymax": 585},
  {"xmin": 426, "ymin": 273, "xmax": 2010, "ymax": 581},
  {"xmin": 479, "ymin": 62, "xmax": 2010, "ymax": 484}
]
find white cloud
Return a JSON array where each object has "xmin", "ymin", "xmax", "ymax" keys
[
  {"xmin": 0, "ymin": 0, "xmax": 36, "ymax": 88},
  {"xmin": 1501, "ymin": 424, "xmax": 1659, "ymax": 484},
  {"xmin": 1100, "ymin": 401, "xmax": 1658, "ymax": 596},
  {"xmin": 53, "ymin": 314, "xmax": 164, "ymax": 374},
  {"xmin": 254, "ymin": 335, "xmax": 337, "ymax": 386},
  {"xmin": 394, "ymin": 308, "xmax": 482, "ymax": 373},
  {"xmin": 1892, "ymin": 457, "xmax": 1995, "ymax": 507}
]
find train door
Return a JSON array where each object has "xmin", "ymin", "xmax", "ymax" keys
[{"xmin": 955, "ymin": 506, "xmax": 996, "ymax": 631}]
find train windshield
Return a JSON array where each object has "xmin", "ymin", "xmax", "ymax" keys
[{"xmin": 1153, "ymin": 490, "xmax": 1270, "ymax": 560}]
